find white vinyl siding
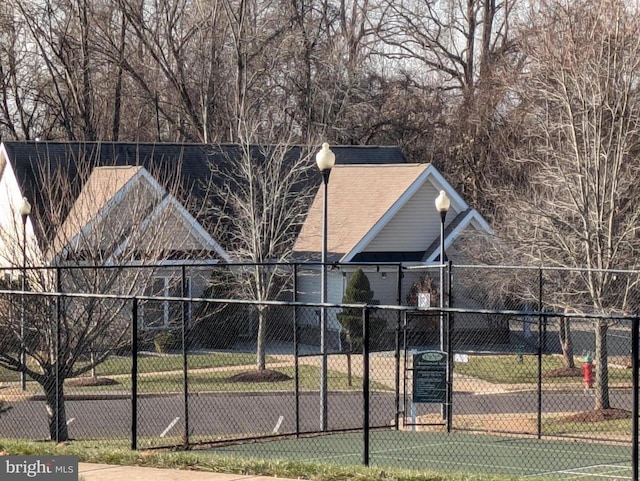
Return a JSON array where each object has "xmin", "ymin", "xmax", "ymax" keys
[
  {"xmin": 294, "ymin": 267, "xmax": 342, "ymax": 330},
  {"xmin": 362, "ymin": 182, "xmax": 459, "ymax": 253}
]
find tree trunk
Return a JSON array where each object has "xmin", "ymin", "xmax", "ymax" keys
[
  {"xmin": 346, "ymin": 333, "xmax": 352, "ymax": 387},
  {"xmin": 256, "ymin": 308, "xmax": 266, "ymax": 371},
  {"xmin": 594, "ymin": 319, "xmax": 610, "ymax": 410},
  {"xmin": 42, "ymin": 375, "xmax": 68, "ymax": 442},
  {"xmin": 558, "ymin": 315, "xmax": 575, "ymax": 368}
]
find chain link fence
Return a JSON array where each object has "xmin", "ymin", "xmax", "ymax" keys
[{"xmin": 1, "ymin": 262, "xmax": 640, "ymax": 478}]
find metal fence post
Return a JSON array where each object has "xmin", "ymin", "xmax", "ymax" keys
[
  {"xmin": 394, "ymin": 265, "xmax": 402, "ymax": 430},
  {"xmin": 394, "ymin": 309, "xmax": 401, "ymax": 431},
  {"xmin": 446, "ymin": 261, "xmax": 453, "ymax": 432},
  {"xmin": 538, "ymin": 268, "xmax": 546, "ymax": 352},
  {"xmin": 55, "ymin": 267, "xmax": 61, "ymax": 444},
  {"xmin": 632, "ymin": 315, "xmax": 638, "ymax": 480},
  {"xmin": 131, "ymin": 297, "xmax": 138, "ymax": 451},
  {"xmin": 181, "ymin": 265, "xmax": 189, "ymax": 447},
  {"xmin": 362, "ymin": 307, "xmax": 370, "ymax": 467},
  {"xmin": 293, "ymin": 264, "xmax": 300, "ymax": 437},
  {"xmin": 537, "ymin": 313, "xmax": 543, "ymax": 439},
  {"xmin": 537, "ymin": 268, "xmax": 544, "ymax": 440}
]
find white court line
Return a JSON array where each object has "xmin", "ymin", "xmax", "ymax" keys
[
  {"xmin": 273, "ymin": 416, "xmax": 284, "ymax": 433},
  {"xmin": 528, "ymin": 464, "xmax": 632, "ymax": 479},
  {"xmin": 160, "ymin": 417, "xmax": 180, "ymax": 438}
]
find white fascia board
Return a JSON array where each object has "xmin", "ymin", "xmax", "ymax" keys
[
  {"xmin": 108, "ymin": 192, "xmax": 231, "ymax": 264},
  {"xmin": 341, "ymin": 165, "xmax": 465, "ymax": 262},
  {"xmin": 159, "ymin": 194, "xmax": 231, "ymax": 262},
  {"xmin": 333, "ymin": 264, "xmax": 400, "ymax": 273},
  {"xmin": 425, "ymin": 209, "xmax": 493, "ymax": 263},
  {"xmin": 62, "ymin": 167, "xmax": 229, "ymax": 264},
  {"xmin": 137, "ymin": 168, "xmax": 230, "ymax": 261},
  {"xmin": 62, "ymin": 167, "xmax": 156, "ymax": 257},
  {"xmin": 424, "ymin": 165, "xmax": 468, "ymax": 212}
]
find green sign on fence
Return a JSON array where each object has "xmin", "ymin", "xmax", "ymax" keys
[{"xmin": 412, "ymin": 350, "xmax": 447, "ymax": 403}]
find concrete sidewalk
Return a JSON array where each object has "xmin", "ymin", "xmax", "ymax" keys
[{"xmin": 79, "ymin": 463, "xmax": 291, "ymax": 481}]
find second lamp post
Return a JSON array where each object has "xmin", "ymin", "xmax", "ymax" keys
[
  {"xmin": 435, "ymin": 190, "xmax": 450, "ymax": 352},
  {"xmin": 316, "ymin": 143, "xmax": 335, "ymax": 432},
  {"xmin": 20, "ymin": 196, "xmax": 31, "ymax": 391}
]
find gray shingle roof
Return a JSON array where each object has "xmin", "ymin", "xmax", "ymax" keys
[{"xmin": 3, "ymin": 141, "xmax": 407, "ymax": 246}]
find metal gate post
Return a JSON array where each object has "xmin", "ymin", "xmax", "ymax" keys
[{"xmin": 362, "ymin": 307, "xmax": 370, "ymax": 466}]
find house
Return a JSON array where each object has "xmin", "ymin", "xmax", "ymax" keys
[
  {"xmin": 0, "ymin": 141, "xmax": 407, "ymax": 331},
  {"xmin": 292, "ymin": 163, "xmax": 493, "ymax": 347}
]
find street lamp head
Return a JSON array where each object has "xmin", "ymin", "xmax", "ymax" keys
[
  {"xmin": 316, "ymin": 142, "xmax": 336, "ymax": 171},
  {"xmin": 435, "ymin": 190, "xmax": 450, "ymax": 214},
  {"xmin": 19, "ymin": 197, "xmax": 31, "ymax": 220}
]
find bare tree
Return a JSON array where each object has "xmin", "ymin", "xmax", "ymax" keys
[
  {"xmin": 204, "ymin": 134, "xmax": 317, "ymax": 372},
  {"xmin": 376, "ymin": 0, "xmax": 522, "ymax": 210},
  {"xmin": 0, "ymin": 3, "xmax": 56, "ymax": 140},
  {"xmin": 558, "ymin": 309, "xmax": 575, "ymax": 370},
  {"xmin": 0, "ymin": 147, "xmax": 207, "ymax": 440},
  {"xmin": 494, "ymin": 0, "xmax": 640, "ymax": 411}
]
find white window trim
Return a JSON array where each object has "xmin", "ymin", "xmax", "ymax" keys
[{"xmin": 141, "ymin": 275, "xmax": 192, "ymax": 330}]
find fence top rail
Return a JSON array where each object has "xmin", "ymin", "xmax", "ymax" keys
[
  {"xmin": 1, "ymin": 288, "xmax": 638, "ymax": 321},
  {"xmin": 0, "ymin": 261, "xmax": 405, "ymax": 271},
  {"xmin": 452, "ymin": 264, "xmax": 640, "ymax": 275},
  {"xmin": 2, "ymin": 261, "xmax": 639, "ymax": 275}
]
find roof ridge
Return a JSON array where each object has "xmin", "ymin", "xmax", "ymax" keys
[
  {"xmin": 93, "ymin": 165, "xmax": 141, "ymax": 170},
  {"xmin": 334, "ymin": 163, "xmax": 427, "ymax": 168}
]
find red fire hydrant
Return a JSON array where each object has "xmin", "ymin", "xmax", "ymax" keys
[{"xmin": 582, "ymin": 355, "xmax": 594, "ymax": 389}]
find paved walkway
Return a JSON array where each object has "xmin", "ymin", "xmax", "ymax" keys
[{"xmin": 79, "ymin": 463, "xmax": 290, "ymax": 481}]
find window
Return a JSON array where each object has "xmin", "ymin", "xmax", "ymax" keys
[
  {"xmin": 417, "ymin": 292, "xmax": 431, "ymax": 307},
  {"xmin": 141, "ymin": 276, "xmax": 192, "ymax": 329}
]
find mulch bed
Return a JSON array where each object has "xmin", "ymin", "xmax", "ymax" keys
[
  {"xmin": 227, "ymin": 369, "xmax": 292, "ymax": 383},
  {"xmin": 545, "ymin": 367, "xmax": 582, "ymax": 378},
  {"xmin": 66, "ymin": 377, "xmax": 120, "ymax": 387},
  {"xmin": 560, "ymin": 408, "xmax": 631, "ymax": 423}
]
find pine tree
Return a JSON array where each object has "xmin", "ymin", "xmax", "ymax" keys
[{"xmin": 337, "ymin": 268, "xmax": 375, "ymax": 352}]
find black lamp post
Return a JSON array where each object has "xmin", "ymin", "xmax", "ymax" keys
[
  {"xmin": 19, "ymin": 196, "xmax": 31, "ymax": 391},
  {"xmin": 316, "ymin": 142, "xmax": 335, "ymax": 432},
  {"xmin": 435, "ymin": 190, "xmax": 450, "ymax": 352}
]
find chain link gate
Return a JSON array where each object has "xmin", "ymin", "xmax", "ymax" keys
[{"xmin": 376, "ymin": 303, "xmax": 640, "ymax": 478}]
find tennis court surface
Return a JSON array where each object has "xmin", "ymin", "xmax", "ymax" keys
[{"xmin": 208, "ymin": 430, "xmax": 633, "ymax": 479}]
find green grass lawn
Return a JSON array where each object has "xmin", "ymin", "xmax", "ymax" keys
[
  {"xmin": 541, "ymin": 414, "xmax": 631, "ymax": 436},
  {"xmin": 0, "ymin": 352, "xmax": 261, "ymax": 382},
  {"xmin": 1, "ymin": 352, "xmax": 632, "ymax": 392},
  {"xmin": 453, "ymin": 354, "xmax": 631, "ymax": 385},
  {"xmin": 65, "ymin": 364, "xmax": 390, "ymax": 394},
  {"xmin": 3, "ymin": 363, "xmax": 389, "ymax": 396},
  {"xmin": 0, "ymin": 439, "xmax": 535, "ymax": 481},
  {"xmin": 86, "ymin": 351, "xmax": 262, "ymax": 377}
]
